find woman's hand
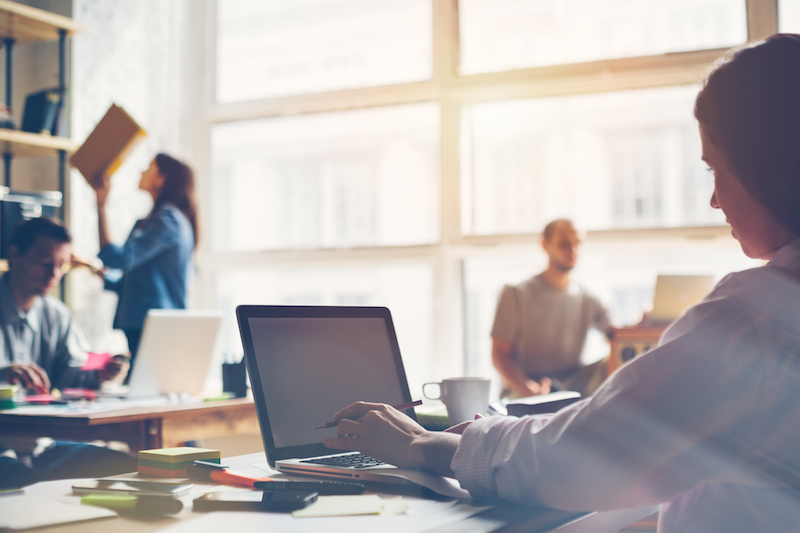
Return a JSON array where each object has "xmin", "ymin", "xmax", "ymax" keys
[
  {"xmin": 91, "ymin": 171, "xmax": 111, "ymax": 207},
  {"xmin": 70, "ymin": 253, "xmax": 106, "ymax": 280},
  {"xmin": 323, "ymin": 401, "xmax": 461, "ymax": 477}
]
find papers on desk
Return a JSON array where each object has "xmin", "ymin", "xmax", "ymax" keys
[
  {"xmin": 158, "ymin": 499, "xmax": 488, "ymax": 533},
  {"xmin": 0, "ymin": 494, "xmax": 116, "ymax": 531},
  {"xmin": 292, "ymin": 495, "xmax": 408, "ymax": 517}
]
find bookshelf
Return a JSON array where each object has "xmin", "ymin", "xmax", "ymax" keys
[
  {"xmin": 0, "ymin": 128, "xmax": 77, "ymax": 157},
  {"xmin": 0, "ymin": 0, "xmax": 85, "ymax": 205},
  {"xmin": 0, "ymin": 0, "xmax": 84, "ymax": 43}
]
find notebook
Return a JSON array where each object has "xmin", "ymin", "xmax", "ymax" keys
[
  {"xmin": 123, "ymin": 309, "xmax": 223, "ymax": 398},
  {"xmin": 70, "ymin": 103, "xmax": 146, "ymax": 184},
  {"xmin": 236, "ymin": 305, "xmax": 470, "ymax": 499},
  {"xmin": 649, "ymin": 274, "xmax": 715, "ymax": 324}
]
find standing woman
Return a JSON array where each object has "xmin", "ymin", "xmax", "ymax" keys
[{"xmin": 93, "ymin": 153, "xmax": 198, "ymax": 366}]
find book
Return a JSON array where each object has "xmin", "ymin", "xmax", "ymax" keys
[
  {"xmin": 20, "ymin": 88, "xmax": 63, "ymax": 135},
  {"xmin": 70, "ymin": 103, "xmax": 146, "ymax": 183},
  {"xmin": 502, "ymin": 390, "xmax": 582, "ymax": 417}
]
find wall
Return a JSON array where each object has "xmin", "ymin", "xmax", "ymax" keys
[{"xmin": 65, "ymin": 0, "xmax": 207, "ymax": 352}]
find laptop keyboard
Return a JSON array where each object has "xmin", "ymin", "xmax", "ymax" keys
[{"xmin": 301, "ymin": 453, "xmax": 385, "ymax": 469}]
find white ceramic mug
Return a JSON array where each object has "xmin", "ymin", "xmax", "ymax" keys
[{"xmin": 423, "ymin": 377, "xmax": 491, "ymax": 425}]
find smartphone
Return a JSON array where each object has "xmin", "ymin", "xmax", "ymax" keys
[
  {"xmin": 72, "ymin": 479, "xmax": 193, "ymax": 498},
  {"xmin": 193, "ymin": 491, "xmax": 318, "ymax": 512}
]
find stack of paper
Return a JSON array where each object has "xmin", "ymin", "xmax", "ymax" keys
[{"xmin": 138, "ymin": 447, "xmax": 220, "ymax": 477}]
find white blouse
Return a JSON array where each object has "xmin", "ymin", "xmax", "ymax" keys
[{"xmin": 452, "ymin": 240, "xmax": 800, "ymax": 532}]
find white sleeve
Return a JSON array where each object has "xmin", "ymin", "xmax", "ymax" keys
[{"xmin": 452, "ymin": 279, "xmax": 800, "ymax": 511}]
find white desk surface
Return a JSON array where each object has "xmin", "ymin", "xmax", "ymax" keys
[{"xmin": 2, "ymin": 452, "xmax": 657, "ymax": 533}]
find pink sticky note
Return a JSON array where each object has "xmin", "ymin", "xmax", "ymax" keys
[{"xmin": 81, "ymin": 352, "xmax": 112, "ymax": 371}]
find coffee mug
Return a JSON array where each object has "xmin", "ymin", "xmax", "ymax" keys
[{"xmin": 422, "ymin": 377, "xmax": 491, "ymax": 425}]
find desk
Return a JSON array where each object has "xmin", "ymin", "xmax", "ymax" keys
[
  {"xmin": 2, "ymin": 453, "xmax": 657, "ymax": 533},
  {"xmin": 0, "ymin": 398, "xmax": 258, "ymax": 453}
]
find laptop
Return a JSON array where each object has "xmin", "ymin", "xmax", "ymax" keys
[
  {"xmin": 123, "ymin": 309, "xmax": 224, "ymax": 398},
  {"xmin": 237, "ymin": 305, "xmax": 469, "ymax": 498},
  {"xmin": 649, "ymin": 274, "xmax": 715, "ymax": 324}
]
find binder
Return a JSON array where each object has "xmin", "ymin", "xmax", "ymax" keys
[
  {"xmin": 20, "ymin": 87, "xmax": 63, "ymax": 135},
  {"xmin": 70, "ymin": 103, "xmax": 147, "ymax": 183}
]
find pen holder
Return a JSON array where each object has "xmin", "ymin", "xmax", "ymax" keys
[{"xmin": 222, "ymin": 357, "xmax": 248, "ymax": 398}]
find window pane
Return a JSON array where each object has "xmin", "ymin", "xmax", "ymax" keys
[
  {"xmin": 212, "ymin": 103, "xmax": 440, "ymax": 251},
  {"xmin": 460, "ymin": 0, "xmax": 747, "ymax": 74},
  {"xmin": 461, "ymin": 86, "xmax": 723, "ymax": 235},
  {"xmin": 216, "ymin": 264, "xmax": 435, "ymax": 397},
  {"xmin": 779, "ymin": 0, "xmax": 800, "ymax": 32},
  {"xmin": 462, "ymin": 238, "xmax": 760, "ymax": 396},
  {"xmin": 216, "ymin": 0, "xmax": 432, "ymax": 102}
]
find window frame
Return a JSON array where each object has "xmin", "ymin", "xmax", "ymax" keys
[{"xmin": 195, "ymin": 0, "xmax": 779, "ymax": 377}]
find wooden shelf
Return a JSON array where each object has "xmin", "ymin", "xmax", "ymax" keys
[
  {"xmin": 0, "ymin": 128, "xmax": 77, "ymax": 157},
  {"xmin": 0, "ymin": 0, "xmax": 85, "ymax": 43}
]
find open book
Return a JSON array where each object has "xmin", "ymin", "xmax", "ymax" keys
[{"xmin": 70, "ymin": 103, "xmax": 146, "ymax": 183}]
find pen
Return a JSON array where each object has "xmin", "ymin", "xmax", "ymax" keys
[
  {"xmin": 187, "ymin": 461, "xmax": 270, "ymax": 488},
  {"xmin": 254, "ymin": 480, "xmax": 366, "ymax": 495},
  {"xmin": 81, "ymin": 494, "xmax": 183, "ymax": 516},
  {"xmin": 315, "ymin": 399, "xmax": 423, "ymax": 429}
]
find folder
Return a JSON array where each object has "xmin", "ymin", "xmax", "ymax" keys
[{"xmin": 70, "ymin": 104, "xmax": 146, "ymax": 183}]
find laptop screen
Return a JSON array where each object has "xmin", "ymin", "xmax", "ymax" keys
[{"xmin": 238, "ymin": 306, "xmax": 413, "ymax": 462}]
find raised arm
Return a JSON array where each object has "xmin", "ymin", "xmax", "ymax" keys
[{"xmin": 91, "ymin": 171, "xmax": 112, "ymax": 249}]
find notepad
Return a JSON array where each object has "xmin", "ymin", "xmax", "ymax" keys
[{"xmin": 0, "ymin": 495, "xmax": 116, "ymax": 531}]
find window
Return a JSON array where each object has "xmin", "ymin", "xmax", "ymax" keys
[
  {"xmin": 216, "ymin": 264, "xmax": 434, "ymax": 395},
  {"xmin": 216, "ymin": 0, "xmax": 432, "ymax": 102},
  {"xmin": 462, "ymin": 240, "xmax": 760, "ymax": 394},
  {"xmin": 211, "ymin": 103, "xmax": 440, "ymax": 251},
  {"xmin": 779, "ymin": 0, "xmax": 800, "ymax": 32},
  {"xmin": 459, "ymin": 0, "xmax": 747, "ymax": 74},
  {"xmin": 460, "ymin": 86, "xmax": 722, "ymax": 235},
  {"xmin": 207, "ymin": 1, "xmax": 777, "ymax": 395}
]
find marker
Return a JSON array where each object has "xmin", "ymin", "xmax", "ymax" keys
[
  {"xmin": 81, "ymin": 494, "xmax": 183, "ymax": 516},
  {"xmin": 186, "ymin": 460, "xmax": 270, "ymax": 488},
  {"xmin": 315, "ymin": 400, "xmax": 423, "ymax": 429}
]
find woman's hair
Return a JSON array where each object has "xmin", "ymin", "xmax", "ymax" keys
[
  {"xmin": 152, "ymin": 153, "xmax": 199, "ymax": 244},
  {"xmin": 694, "ymin": 33, "xmax": 800, "ymax": 236}
]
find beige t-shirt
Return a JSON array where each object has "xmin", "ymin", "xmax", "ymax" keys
[{"xmin": 491, "ymin": 274, "xmax": 610, "ymax": 378}]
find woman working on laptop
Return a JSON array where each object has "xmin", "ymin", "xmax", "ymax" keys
[
  {"xmin": 324, "ymin": 34, "xmax": 800, "ymax": 532},
  {"xmin": 89, "ymin": 153, "xmax": 198, "ymax": 367}
]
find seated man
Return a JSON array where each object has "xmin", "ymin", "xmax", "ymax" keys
[
  {"xmin": 491, "ymin": 219, "xmax": 613, "ymax": 398},
  {"xmin": 0, "ymin": 217, "xmax": 135, "ymax": 489}
]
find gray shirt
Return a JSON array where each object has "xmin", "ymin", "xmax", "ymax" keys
[
  {"xmin": 491, "ymin": 274, "xmax": 610, "ymax": 378},
  {"xmin": 0, "ymin": 274, "xmax": 96, "ymax": 390}
]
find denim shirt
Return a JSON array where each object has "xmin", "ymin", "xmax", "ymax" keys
[{"xmin": 98, "ymin": 204, "xmax": 195, "ymax": 330}]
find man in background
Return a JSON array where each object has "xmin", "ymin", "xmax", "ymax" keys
[
  {"xmin": 0, "ymin": 217, "xmax": 134, "ymax": 489},
  {"xmin": 491, "ymin": 219, "xmax": 613, "ymax": 398}
]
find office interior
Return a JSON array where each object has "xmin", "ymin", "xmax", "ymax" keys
[{"xmin": 5, "ymin": 0, "xmax": 797, "ymax": 423}]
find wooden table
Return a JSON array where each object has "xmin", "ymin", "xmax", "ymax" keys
[{"xmin": 0, "ymin": 397, "xmax": 258, "ymax": 452}]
